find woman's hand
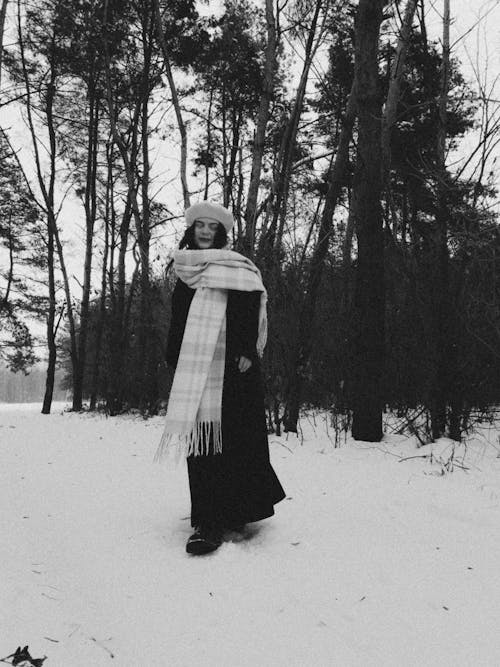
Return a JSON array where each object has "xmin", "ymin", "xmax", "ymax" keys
[{"xmin": 236, "ymin": 355, "xmax": 252, "ymax": 373}]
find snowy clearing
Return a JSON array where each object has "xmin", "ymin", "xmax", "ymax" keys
[{"xmin": 2, "ymin": 403, "xmax": 500, "ymax": 666}]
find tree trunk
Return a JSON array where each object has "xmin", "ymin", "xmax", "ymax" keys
[
  {"xmin": 153, "ymin": 0, "xmax": 190, "ymax": 208},
  {"xmin": 221, "ymin": 83, "xmax": 229, "ymax": 208},
  {"xmin": 17, "ymin": 2, "xmax": 64, "ymax": 414},
  {"xmin": 139, "ymin": 88, "xmax": 153, "ymax": 411},
  {"xmin": 103, "ymin": 0, "xmax": 151, "ymax": 412},
  {"xmin": 0, "ymin": 0, "xmax": 8, "ymax": 91},
  {"xmin": 226, "ymin": 107, "xmax": 242, "ymax": 215},
  {"xmin": 381, "ymin": 0, "xmax": 417, "ymax": 182},
  {"xmin": 73, "ymin": 82, "xmax": 99, "ymax": 410},
  {"xmin": 107, "ymin": 196, "xmax": 132, "ymax": 415},
  {"xmin": 430, "ymin": 0, "xmax": 451, "ymax": 439},
  {"xmin": 41, "ymin": 213, "xmax": 56, "ymax": 414},
  {"xmin": 90, "ymin": 141, "xmax": 113, "ymax": 411},
  {"xmin": 282, "ymin": 86, "xmax": 357, "ymax": 432},
  {"xmin": 243, "ymin": 0, "xmax": 276, "ymax": 256},
  {"xmin": 137, "ymin": 6, "xmax": 156, "ymax": 413},
  {"xmin": 204, "ymin": 87, "xmax": 214, "ymax": 199},
  {"xmin": 261, "ymin": 0, "xmax": 324, "ymax": 257},
  {"xmin": 350, "ymin": 0, "xmax": 385, "ymax": 442}
]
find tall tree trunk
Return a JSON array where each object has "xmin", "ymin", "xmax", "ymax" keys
[
  {"xmin": 103, "ymin": 0, "xmax": 143, "ymax": 232},
  {"xmin": 203, "ymin": 87, "xmax": 214, "ymax": 199},
  {"xmin": 243, "ymin": 0, "xmax": 276, "ymax": 257},
  {"xmin": 46, "ymin": 78, "xmax": 80, "ymax": 411},
  {"xmin": 226, "ymin": 107, "xmax": 242, "ymax": 215},
  {"xmin": 430, "ymin": 0, "xmax": 451, "ymax": 439},
  {"xmin": 153, "ymin": 0, "xmax": 190, "ymax": 209},
  {"xmin": 103, "ymin": 0, "xmax": 148, "ymax": 412},
  {"xmin": 221, "ymin": 83, "xmax": 229, "ymax": 207},
  {"xmin": 90, "ymin": 141, "xmax": 113, "ymax": 411},
  {"xmin": 261, "ymin": 0, "xmax": 324, "ymax": 257},
  {"xmin": 107, "ymin": 195, "xmax": 132, "ymax": 415},
  {"xmin": 380, "ymin": 0, "xmax": 417, "ymax": 182},
  {"xmin": 350, "ymin": 0, "xmax": 386, "ymax": 442},
  {"xmin": 139, "ymin": 81, "xmax": 153, "ymax": 411},
  {"xmin": 41, "ymin": 211, "xmax": 57, "ymax": 414},
  {"xmin": 137, "ymin": 6, "xmax": 156, "ymax": 413},
  {"xmin": 282, "ymin": 86, "xmax": 357, "ymax": 432},
  {"xmin": 17, "ymin": 0, "xmax": 68, "ymax": 414},
  {"xmin": 0, "ymin": 0, "xmax": 8, "ymax": 91},
  {"xmin": 73, "ymin": 81, "xmax": 99, "ymax": 410}
]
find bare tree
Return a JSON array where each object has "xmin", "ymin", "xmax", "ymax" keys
[
  {"xmin": 260, "ymin": 0, "xmax": 328, "ymax": 257},
  {"xmin": 102, "ymin": 0, "xmax": 163, "ymax": 413},
  {"xmin": 16, "ymin": 0, "xmax": 74, "ymax": 414}
]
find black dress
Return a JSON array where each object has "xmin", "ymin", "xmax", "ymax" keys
[{"xmin": 166, "ymin": 278, "xmax": 286, "ymax": 529}]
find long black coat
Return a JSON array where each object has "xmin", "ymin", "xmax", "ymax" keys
[{"xmin": 166, "ymin": 278, "xmax": 286, "ymax": 529}]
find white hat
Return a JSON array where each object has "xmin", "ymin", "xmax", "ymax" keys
[{"xmin": 185, "ymin": 201, "xmax": 234, "ymax": 233}]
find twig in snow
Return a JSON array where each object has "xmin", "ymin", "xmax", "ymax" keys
[
  {"xmin": 398, "ymin": 454, "xmax": 431, "ymax": 462},
  {"xmin": 90, "ymin": 637, "xmax": 115, "ymax": 659},
  {"xmin": 41, "ymin": 592, "xmax": 59, "ymax": 600},
  {"xmin": 270, "ymin": 439, "xmax": 293, "ymax": 453}
]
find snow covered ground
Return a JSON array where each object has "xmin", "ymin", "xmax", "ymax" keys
[{"xmin": 2, "ymin": 403, "xmax": 500, "ymax": 666}]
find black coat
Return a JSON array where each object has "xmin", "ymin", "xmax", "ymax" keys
[{"xmin": 166, "ymin": 278, "xmax": 286, "ymax": 529}]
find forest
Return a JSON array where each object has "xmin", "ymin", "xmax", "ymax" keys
[{"xmin": 1, "ymin": 0, "xmax": 500, "ymax": 445}]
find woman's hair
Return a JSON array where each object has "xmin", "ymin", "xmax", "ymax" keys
[
  {"xmin": 178, "ymin": 222, "xmax": 228, "ymax": 250},
  {"xmin": 166, "ymin": 222, "xmax": 229, "ymax": 273}
]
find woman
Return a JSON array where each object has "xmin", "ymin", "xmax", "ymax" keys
[{"xmin": 156, "ymin": 201, "xmax": 285, "ymax": 555}]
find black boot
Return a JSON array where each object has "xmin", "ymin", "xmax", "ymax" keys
[{"xmin": 186, "ymin": 525, "xmax": 223, "ymax": 555}]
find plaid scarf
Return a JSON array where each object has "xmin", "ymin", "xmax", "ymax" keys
[{"xmin": 155, "ymin": 249, "xmax": 267, "ymax": 462}]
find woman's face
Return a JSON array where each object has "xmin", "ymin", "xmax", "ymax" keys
[{"xmin": 193, "ymin": 218, "xmax": 219, "ymax": 249}]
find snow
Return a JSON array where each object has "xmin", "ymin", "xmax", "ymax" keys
[{"xmin": 2, "ymin": 404, "xmax": 500, "ymax": 666}]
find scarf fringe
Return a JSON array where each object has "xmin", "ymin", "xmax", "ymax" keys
[{"xmin": 154, "ymin": 420, "xmax": 222, "ymax": 464}]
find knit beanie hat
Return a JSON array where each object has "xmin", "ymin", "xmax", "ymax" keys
[{"xmin": 185, "ymin": 201, "xmax": 234, "ymax": 233}]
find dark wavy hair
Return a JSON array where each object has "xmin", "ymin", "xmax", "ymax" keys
[
  {"xmin": 166, "ymin": 222, "xmax": 229, "ymax": 273},
  {"xmin": 178, "ymin": 222, "xmax": 228, "ymax": 250}
]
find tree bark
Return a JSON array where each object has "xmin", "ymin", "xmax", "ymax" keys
[
  {"xmin": 73, "ymin": 78, "xmax": 100, "ymax": 410},
  {"xmin": 261, "ymin": 0, "xmax": 324, "ymax": 257},
  {"xmin": 41, "ymin": 217, "xmax": 57, "ymax": 415},
  {"xmin": 103, "ymin": 0, "xmax": 153, "ymax": 412},
  {"xmin": 153, "ymin": 0, "xmax": 190, "ymax": 209},
  {"xmin": 243, "ymin": 0, "xmax": 276, "ymax": 256},
  {"xmin": 0, "ymin": 0, "xmax": 8, "ymax": 91},
  {"xmin": 430, "ymin": 0, "xmax": 451, "ymax": 439},
  {"xmin": 90, "ymin": 141, "xmax": 113, "ymax": 411},
  {"xmin": 107, "ymin": 193, "xmax": 132, "ymax": 415},
  {"xmin": 350, "ymin": 0, "xmax": 386, "ymax": 442},
  {"xmin": 282, "ymin": 85, "xmax": 357, "ymax": 432},
  {"xmin": 138, "ymin": 15, "xmax": 154, "ymax": 412},
  {"xmin": 17, "ymin": 0, "xmax": 64, "ymax": 414},
  {"xmin": 381, "ymin": 0, "xmax": 417, "ymax": 182}
]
